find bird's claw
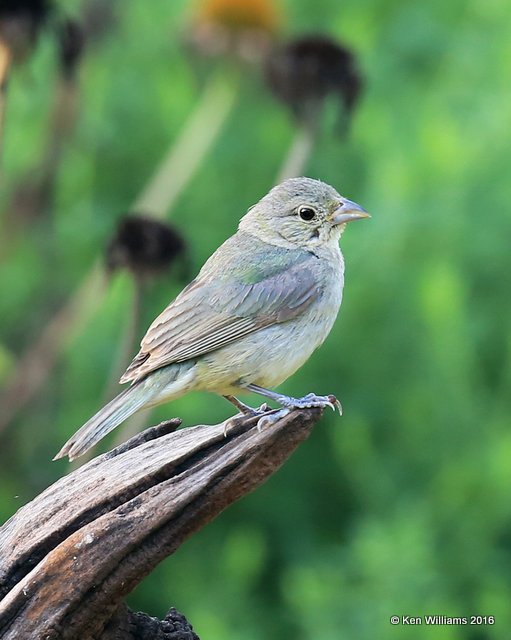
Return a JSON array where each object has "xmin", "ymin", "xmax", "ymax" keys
[
  {"xmin": 327, "ymin": 394, "xmax": 343, "ymax": 415},
  {"xmin": 227, "ymin": 394, "xmax": 342, "ymax": 436},
  {"xmin": 256, "ymin": 408, "xmax": 290, "ymax": 431},
  {"xmin": 278, "ymin": 392, "xmax": 343, "ymax": 415},
  {"xmin": 224, "ymin": 402, "xmax": 271, "ymax": 436},
  {"xmin": 237, "ymin": 402, "xmax": 270, "ymax": 417},
  {"xmin": 254, "ymin": 393, "xmax": 342, "ymax": 431}
]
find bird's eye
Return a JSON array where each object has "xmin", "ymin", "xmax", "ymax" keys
[{"xmin": 298, "ymin": 206, "xmax": 317, "ymax": 222}]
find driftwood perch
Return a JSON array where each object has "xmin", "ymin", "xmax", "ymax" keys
[{"xmin": 0, "ymin": 407, "xmax": 324, "ymax": 639}]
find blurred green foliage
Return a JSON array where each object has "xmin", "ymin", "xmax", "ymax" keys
[{"xmin": 1, "ymin": 0, "xmax": 511, "ymax": 638}]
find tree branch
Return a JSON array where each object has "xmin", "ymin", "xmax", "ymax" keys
[{"xmin": 0, "ymin": 407, "xmax": 323, "ymax": 639}]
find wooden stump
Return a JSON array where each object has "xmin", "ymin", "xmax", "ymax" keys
[{"xmin": 0, "ymin": 407, "xmax": 323, "ymax": 639}]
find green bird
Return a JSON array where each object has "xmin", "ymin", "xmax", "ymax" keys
[{"xmin": 55, "ymin": 177, "xmax": 369, "ymax": 461}]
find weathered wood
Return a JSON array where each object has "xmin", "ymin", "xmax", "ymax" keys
[{"xmin": 0, "ymin": 407, "xmax": 323, "ymax": 639}]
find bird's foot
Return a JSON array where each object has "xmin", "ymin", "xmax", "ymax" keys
[
  {"xmin": 276, "ymin": 392, "xmax": 342, "ymax": 414},
  {"xmin": 238, "ymin": 402, "xmax": 270, "ymax": 417},
  {"xmin": 255, "ymin": 393, "xmax": 342, "ymax": 431},
  {"xmin": 223, "ymin": 402, "xmax": 270, "ymax": 436},
  {"xmin": 256, "ymin": 408, "xmax": 291, "ymax": 431}
]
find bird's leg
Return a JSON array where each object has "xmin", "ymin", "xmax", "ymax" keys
[
  {"xmin": 245, "ymin": 384, "xmax": 342, "ymax": 430},
  {"xmin": 246, "ymin": 384, "xmax": 342, "ymax": 412},
  {"xmin": 223, "ymin": 395, "xmax": 269, "ymax": 416},
  {"xmin": 222, "ymin": 395, "xmax": 271, "ymax": 436}
]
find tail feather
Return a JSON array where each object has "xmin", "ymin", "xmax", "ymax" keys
[
  {"xmin": 55, "ymin": 362, "xmax": 196, "ymax": 461},
  {"xmin": 54, "ymin": 381, "xmax": 153, "ymax": 461}
]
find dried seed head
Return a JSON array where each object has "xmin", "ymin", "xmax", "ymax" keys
[
  {"xmin": 187, "ymin": 0, "xmax": 279, "ymax": 62},
  {"xmin": 106, "ymin": 216, "xmax": 187, "ymax": 278},
  {"xmin": 0, "ymin": 0, "xmax": 52, "ymax": 63},
  {"xmin": 198, "ymin": 0, "xmax": 278, "ymax": 31},
  {"xmin": 265, "ymin": 34, "xmax": 362, "ymax": 130}
]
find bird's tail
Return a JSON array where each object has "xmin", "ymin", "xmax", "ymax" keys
[
  {"xmin": 54, "ymin": 380, "xmax": 154, "ymax": 461},
  {"xmin": 55, "ymin": 363, "xmax": 195, "ymax": 461}
]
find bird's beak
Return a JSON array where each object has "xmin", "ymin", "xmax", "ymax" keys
[{"xmin": 330, "ymin": 199, "xmax": 370, "ymax": 225}]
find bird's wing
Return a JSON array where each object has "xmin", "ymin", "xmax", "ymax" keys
[{"xmin": 120, "ymin": 253, "xmax": 320, "ymax": 383}]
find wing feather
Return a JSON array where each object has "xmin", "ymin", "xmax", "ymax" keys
[{"xmin": 120, "ymin": 251, "xmax": 320, "ymax": 383}]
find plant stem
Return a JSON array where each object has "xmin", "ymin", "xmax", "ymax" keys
[
  {"xmin": 102, "ymin": 274, "xmax": 144, "ymax": 403},
  {"xmin": 0, "ymin": 70, "xmax": 239, "ymax": 435},
  {"xmin": 276, "ymin": 121, "xmax": 318, "ymax": 182},
  {"xmin": 0, "ymin": 264, "xmax": 106, "ymax": 434},
  {"xmin": 0, "ymin": 39, "xmax": 12, "ymax": 176},
  {"xmin": 133, "ymin": 68, "xmax": 238, "ymax": 219}
]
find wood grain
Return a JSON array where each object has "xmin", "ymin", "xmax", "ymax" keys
[{"xmin": 0, "ymin": 407, "xmax": 323, "ymax": 639}]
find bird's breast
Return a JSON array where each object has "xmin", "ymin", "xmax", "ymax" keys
[{"xmin": 195, "ymin": 249, "xmax": 345, "ymax": 392}]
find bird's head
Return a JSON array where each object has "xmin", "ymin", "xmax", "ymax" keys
[{"xmin": 239, "ymin": 177, "xmax": 369, "ymax": 250}]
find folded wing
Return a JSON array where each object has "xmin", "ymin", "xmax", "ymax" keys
[{"xmin": 121, "ymin": 254, "xmax": 320, "ymax": 383}]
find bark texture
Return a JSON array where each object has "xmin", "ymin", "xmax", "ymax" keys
[{"xmin": 0, "ymin": 407, "xmax": 323, "ymax": 639}]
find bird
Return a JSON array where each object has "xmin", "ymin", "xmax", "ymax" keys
[{"xmin": 55, "ymin": 177, "xmax": 369, "ymax": 461}]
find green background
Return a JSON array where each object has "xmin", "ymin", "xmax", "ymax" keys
[{"xmin": 1, "ymin": 0, "xmax": 511, "ymax": 638}]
